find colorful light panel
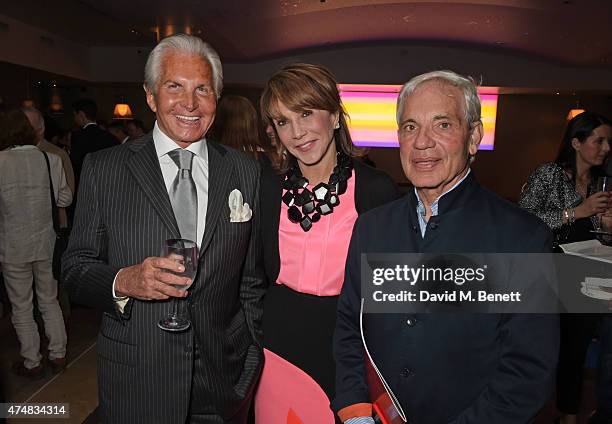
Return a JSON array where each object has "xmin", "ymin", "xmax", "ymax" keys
[{"xmin": 339, "ymin": 84, "xmax": 498, "ymax": 150}]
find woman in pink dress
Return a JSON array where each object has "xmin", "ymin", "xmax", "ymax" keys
[{"xmin": 255, "ymin": 63, "xmax": 399, "ymax": 423}]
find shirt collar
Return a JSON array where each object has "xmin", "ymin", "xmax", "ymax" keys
[
  {"xmin": 414, "ymin": 168, "xmax": 472, "ymax": 219},
  {"xmin": 10, "ymin": 145, "xmax": 38, "ymax": 151},
  {"xmin": 152, "ymin": 121, "xmax": 207, "ymax": 160}
]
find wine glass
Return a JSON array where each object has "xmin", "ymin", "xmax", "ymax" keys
[
  {"xmin": 158, "ymin": 238, "xmax": 198, "ymax": 332},
  {"xmin": 593, "ymin": 177, "xmax": 612, "ymax": 232},
  {"xmin": 598, "ymin": 176, "xmax": 612, "ymax": 216}
]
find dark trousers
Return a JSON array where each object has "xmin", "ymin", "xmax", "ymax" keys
[
  {"xmin": 556, "ymin": 314, "xmax": 600, "ymax": 414},
  {"xmin": 187, "ymin": 342, "xmax": 253, "ymax": 424},
  {"xmin": 187, "ymin": 411, "xmax": 248, "ymax": 424},
  {"xmin": 187, "ymin": 398, "xmax": 250, "ymax": 424},
  {"xmin": 597, "ymin": 315, "xmax": 612, "ymax": 417}
]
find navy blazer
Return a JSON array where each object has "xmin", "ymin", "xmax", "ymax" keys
[{"xmin": 333, "ymin": 172, "xmax": 560, "ymax": 424}]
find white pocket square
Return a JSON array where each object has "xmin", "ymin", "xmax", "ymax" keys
[{"xmin": 228, "ymin": 189, "xmax": 252, "ymax": 223}]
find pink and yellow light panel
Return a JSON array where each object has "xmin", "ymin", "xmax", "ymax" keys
[{"xmin": 338, "ymin": 84, "xmax": 498, "ymax": 150}]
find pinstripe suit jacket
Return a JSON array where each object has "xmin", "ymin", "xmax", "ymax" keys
[{"xmin": 62, "ymin": 134, "xmax": 265, "ymax": 424}]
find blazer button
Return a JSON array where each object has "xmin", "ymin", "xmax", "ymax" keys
[
  {"xmin": 406, "ymin": 318, "xmax": 418, "ymax": 327},
  {"xmin": 400, "ymin": 368, "xmax": 412, "ymax": 378}
]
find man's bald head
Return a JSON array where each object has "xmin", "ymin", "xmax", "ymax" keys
[{"xmin": 22, "ymin": 106, "xmax": 45, "ymax": 143}]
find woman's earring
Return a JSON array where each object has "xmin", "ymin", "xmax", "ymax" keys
[{"xmin": 334, "ymin": 122, "xmax": 340, "ymax": 130}]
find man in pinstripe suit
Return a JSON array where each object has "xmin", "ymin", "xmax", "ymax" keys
[{"xmin": 63, "ymin": 34, "xmax": 264, "ymax": 424}]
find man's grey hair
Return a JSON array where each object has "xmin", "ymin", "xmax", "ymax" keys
[
  {"xmin": 144, "ymin": 33, "xmax": 223, "ymax": 99},
  {"xmin": 21, "ymin": 106, "xmax": 45, "ymax": 133},
  {"xmin": 396, "ymin": 70, "xmax": 481, "ymax": 128}
]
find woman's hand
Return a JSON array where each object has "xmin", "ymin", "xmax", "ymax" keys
[{"xmin": 575, "ymin": 191, "xmax": 611, "ymax": 219}]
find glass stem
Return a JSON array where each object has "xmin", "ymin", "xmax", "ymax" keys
[{"xmin": 171, "ymin": 297, "xmax": 180, "ymax": 318}]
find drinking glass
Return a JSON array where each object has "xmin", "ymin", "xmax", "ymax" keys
[
  {"xmin": 158, "ymin": 238, "xmax": 198, "ymax": 332},
  {"xmin": 592, "ymin": 176, "xmax": 612, "ymax": 233},
  {"xmin": 597, "ymin": 176, "xmax": 612, "ymax": 217},
  {"xmin": 597, "ymin": 176, "xmax": 611, "ymax": 193}
]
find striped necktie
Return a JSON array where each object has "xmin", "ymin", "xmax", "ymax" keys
[{"xmin": 168, "ymin": 148, "xmax": 197, "ymax": 243}]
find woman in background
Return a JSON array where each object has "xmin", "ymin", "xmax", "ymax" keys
[
  {"xmin": 208, "ymin": 94, "xmax": 269, "ymax": 159},
  {"xmin": 520, "ymin": 111, "xmax": 612, "ymax": 424},
  {"xmin": 520, "ymin": 112, "xmax": 611, "ymax": 243},
  {"xmin": 0, "ymin": 109, "xmax": 71, "ymax": 378},
  {"xmin": 254, "ymin": 63, "xmax": 399, "ymax": 423}
]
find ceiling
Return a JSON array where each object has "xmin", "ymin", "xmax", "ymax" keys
[{"xmin": 1, "ymin": 0, "xmax": 611, "ymax": 67}]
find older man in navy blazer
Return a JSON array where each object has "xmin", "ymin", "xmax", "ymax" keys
[{"xmin": 333, "ymin": 70, "xmax": 559, "ymax": 424}]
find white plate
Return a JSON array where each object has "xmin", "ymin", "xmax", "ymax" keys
[
  {"xmin": 560, "ymin": 240, "xmax": 612, "ymax": 264},
  {"xmin": 584, "ymin": 277, "xmax": 612, "ymax": 288},
  {"xmin": 581, "ymin": 286, "xmax": 612, "ymax": 301},
  {"xmin": 590, "ymin": 230, "xmax": 612, "ymax": 236}
]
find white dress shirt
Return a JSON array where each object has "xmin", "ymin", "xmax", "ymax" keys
[
  {"xmin": 152, "ymin": 121, "xmax": 209, "ymax": 246},
  {"xmin": 112, "ymin": 121, "xmax": 209, "ymax": 300}
]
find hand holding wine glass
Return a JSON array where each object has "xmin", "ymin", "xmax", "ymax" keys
[
  {"xmin": 113, "ymin": 256, "xmax": 191, "ymax": 301},
  {"xmin": 158, "ymin": 239, "xmax": 199, "ymax": 332}
]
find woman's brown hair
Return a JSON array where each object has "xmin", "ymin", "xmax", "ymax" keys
[
  {"xmin": 0, "ymin": 109, "xmax": 37, "ymax": 151},
  {"xmin": 208, "ymin": 94, "xmax": 268, "ymax": 159},
  {"xmin": 260, "ymin": 63, "xmax": 364, "ymax": 172}
]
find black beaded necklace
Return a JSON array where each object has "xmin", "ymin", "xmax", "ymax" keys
[{"xmin": 281, "ymin": 151, "xmax": 353, "ymax": 232}]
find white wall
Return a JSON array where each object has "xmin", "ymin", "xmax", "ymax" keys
[
  {"xmin": 224, "ymin": 44, "xmax": 612, "ymax": 90},
  {"xmin": 2, "ymin": 13, "xmax": 612, "ymax": 91},
  {"xmin": 89, "ymin": 46, "xmax": 151, "ymax": 83},
  {"xmin": 0, "ymin": 14, "xmax": 90, "ymax": 80},
  {"xmin": 91, "ymin": 43, "xmax": 612, "ymax": 90}
]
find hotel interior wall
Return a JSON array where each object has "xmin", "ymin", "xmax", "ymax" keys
[{"xmin": 1, "ymin": 13, "xmax": 612, "ymax": 201}]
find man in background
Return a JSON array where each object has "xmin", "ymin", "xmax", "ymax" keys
[
  {"xmin": 23, "ymin": 106, "xmax": 75, "ymax": 229},
  {"xmin": 107, "ymin": 121, "xmax": 130, "ymax": 144},
  {"xmin": 23, "ymin": 107, "xmax": 74, "ymax": 318},
  {"xmin": 70, "ymin": 98, "xmax": 118, "ymax": 189},
  {"xmin": 125, "ymin": 118, "xmax": 147, "ymax": 141}
]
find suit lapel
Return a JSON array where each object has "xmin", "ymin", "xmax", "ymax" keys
[
  {"xmin": 126, "ymin": 135, "xmax": 180, "ymax": 237},
  {"xmin": 200, "ymin": 141, "xmax": 232, "ymax": 256},
  {"xmin": 261, "ymin": 167, "xmax": 282, "ymax": 280}
]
